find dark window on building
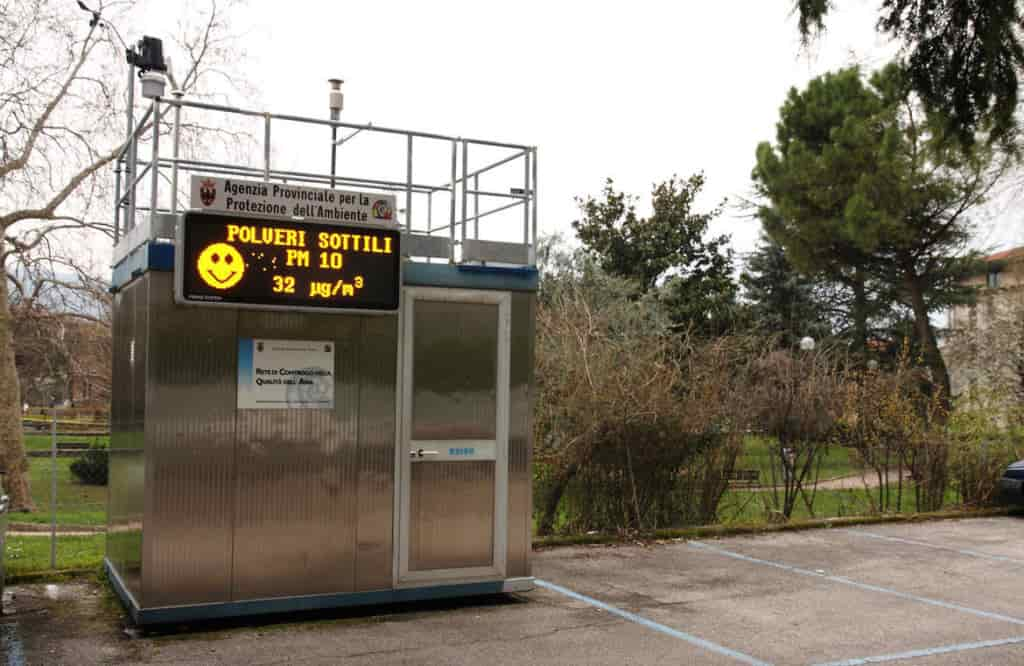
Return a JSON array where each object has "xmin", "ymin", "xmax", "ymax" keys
[{"xmin": 987, "ymin": 270, "xmax": 1001, "ymax": 288}]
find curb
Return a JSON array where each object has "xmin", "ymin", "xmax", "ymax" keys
[
  {"xmin": 4, "ymin": 568, "xmax": 99, "ymax": 585},
  {"xmin": 532, "ymin": 506, "xmax": 1024, "ymax": 549},
  {"xmin": 8, "ymin": 523, "xmax": 106, "ymax": 534}
]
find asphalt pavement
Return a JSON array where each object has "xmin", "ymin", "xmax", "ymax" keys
[{"xmin": 2, "ymin": 516, "xmax": 1023, "ymax": 665}]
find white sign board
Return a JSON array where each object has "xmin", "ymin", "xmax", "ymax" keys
[
  {"xmin": 237, "ymin": 338, "xmax": 335, "ymax": 409},
  {"xmin": 191, "ymin": 175, "xmax": 397, "ymax": 227}
]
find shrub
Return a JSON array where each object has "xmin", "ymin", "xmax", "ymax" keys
[
  {"xmin": 533, "ymin": 252, "xmax": 755, "ymax": 534},
  {"xmin": 70, "ymin": 445, "xmax": 108, "ymax": 485}
]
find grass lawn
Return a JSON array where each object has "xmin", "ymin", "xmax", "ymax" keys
[
  {"xmin": 23, "ymin": 432, "xmax": 109, "ymax": 452},
  {"xmin": 8, "ymin": 457, "xmax": 108, "ymax": 526},
  {"xmin": 717, "ymin": 484, "xmax": 962, "ymax": 524},
  {"xmin": 737, "ymin": 435, "xmax": 857, "ymax": 481},
  {"xmin": 3, "ymin": 534, "xmax": 106, "ymax": 577}
]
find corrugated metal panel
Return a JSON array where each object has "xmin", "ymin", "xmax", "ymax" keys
[
  {"xmin": 506, "ymin": 292, "xmax": 535, "ymax": 577},
  {"xmin": 107, "ymin": 282, "xmax": 144, "ymax": 601},
  {"xmin": 355, "ymin": 315, "xmax": 397, "ymax": 592},
  {"xmin": 409, "ymin": 461, "xmax": 495, "ymax": 571},
  {"xmin": 231, "ymin": 311, "xmax": 361, "ymax": 599},
  {"xmin": 143, "ymin": 271, "xmax": 237, "ymax": 607},
  {"xmin": 412, "ymin": 300, "xmax": 498, "ymax": 440}
]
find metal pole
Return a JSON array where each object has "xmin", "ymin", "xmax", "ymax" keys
[
  {"xmin": 426, "ymin": 192, "xmax": 433, "ymax": 264},
  {"xmin": 449, "ymin": 140, "xmax": 457, "ymax": 263},
  {"xmin": 523, "ymin": 149, "xmax": 530, "ymax": 248},
  {"xmin": 473, "ymin": 174, "xmax": 480, "ymax": 240},
  {"xmin": 531, "ymin": 147, "xmax": 538, "ymax": 262},
  {"xmin": 113, "ymin": 163, "xmax": 122, "ymax": 244},
  {"xmin": 50, "ymin": 407, "xmax": 57, "ymax": 570},
  {"xmin": 125, "ymin": 62, "xmax": 136, "ymax": 231},
  {"xmin": 170, "ymin": 92, "xmax": 183, "ymax": 214},
  {"xmin": 461, "ymin": 141, "xmax": 468, "ymax": 246},
  {"xmin": 150, "ymin": 98, "xmax": 161, "ymax": 217},
  {"xmin": 405, "ymin": 134, "xmax": 413, "ymax": 232},
  {"xmin": 263, "ymin": 115, "xmax": 272, "ymax": 182},
  {"xmin": 330, "ymin": 125, "xmax": 337, "ymax": 189}
]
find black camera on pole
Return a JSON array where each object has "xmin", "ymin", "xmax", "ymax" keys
[{"xmin": 127, "ymin": 36, "xmax": 166, "ymax": 73}]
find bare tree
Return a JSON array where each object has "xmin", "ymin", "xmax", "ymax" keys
[{"xmin": 1, "ymin": 0, "xmax": 249, "ymax": 510}]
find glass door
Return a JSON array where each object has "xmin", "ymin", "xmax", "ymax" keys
[{"xmin": 397, "ymin": 287, "xmax": 510, "ymax": 585}]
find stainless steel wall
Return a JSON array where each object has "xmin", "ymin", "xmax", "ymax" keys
[
  {"xmin": 355, "ymin": 315, "xmax": 397, "ymax": 592},
  {"xmin": 108, "ymin": 271, "xmax": 399, "ymax": 607},
  {"xmin": 142, "ymin": 271, "xmax": 237, "ymax": 607},
  {"xmin": 506, "ymin": 292, "xmax": 535, "ymax": 578},
  {"xmin": 231, "ymin": 311, "xmax": 362, "ymax": 599},
  {"xmin": 108, "ymin": 275, "xmax": 530, "ymax": 608},
  {"xmin": 107, "ymin": 280, "xmax": 144, "ymax": 602}
]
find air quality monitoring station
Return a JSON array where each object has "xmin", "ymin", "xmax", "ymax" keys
[{"xmin": 106, "ymin": 43, "xmax": 538, "ymax": 624}]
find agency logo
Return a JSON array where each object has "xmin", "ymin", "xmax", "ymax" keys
[
  {"xmin": 200, "ymin": 179, "xmax": 217, "ymax": 206},
  {"xmin": 197, "ymin": 242, "xmax": 245, "ymax": 290},
  {"xmin": 371, "ymin": 199, "xmax": 393, "ymax": 220}
]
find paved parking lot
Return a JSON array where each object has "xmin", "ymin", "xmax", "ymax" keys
[{"xmin": 3, "ymin": 516, "xmax": 1023, "ymax": 664}]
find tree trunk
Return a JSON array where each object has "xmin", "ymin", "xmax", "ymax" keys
[
  {"xmin": 905, "ymin": 274, "xmax": 952, "ymax": 404},
  {"xmin": 0, "ymin": 271, "xmax": 35, "ymax": 510},
  {"xmin": 851, "ymin": 273, "xmax": 869, "ymax": 357}
]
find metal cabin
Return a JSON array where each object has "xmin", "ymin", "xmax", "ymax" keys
[{"xmin": 106, "ymin": 74, "xmax": 537, "ymax": 624}]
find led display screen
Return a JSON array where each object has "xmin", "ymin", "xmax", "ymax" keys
[{"xmin": 177, "ymin": 212, "xmax": 400, "ymax": 312}]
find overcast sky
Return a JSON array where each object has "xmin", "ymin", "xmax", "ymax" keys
[{"xmin": 144, "ymin": 0, "xmax": 1020, "ymax": 262}]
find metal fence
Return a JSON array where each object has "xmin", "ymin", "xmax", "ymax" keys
[{"xmin": 9, "ymin": 408, "xmax": 109, "ymax": 572}]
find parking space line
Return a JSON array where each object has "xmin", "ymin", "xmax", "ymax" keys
[
  {"xmin": 812, "ymin": 635, "xmax": 1024, "ymax": 665},
  {"xmin": 689, "ymin": 541, "xmax": 1024, "ymax": 627},
  {"xmin": 534, "ymin": 578, "xmax": 772, "ymax": 666},
  {"xmin": 847, "ymin": 530, "xmax": 1024, "ymax": 566}
]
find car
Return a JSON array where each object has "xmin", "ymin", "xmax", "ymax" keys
[{"xmin": 1000, "ymin": 460, "xmax": 1024, "ymax": 505}]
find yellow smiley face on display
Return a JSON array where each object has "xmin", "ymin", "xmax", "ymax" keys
[{"xmin": 197, "ymin": 242, "xmax": 245, "ymax": 290}]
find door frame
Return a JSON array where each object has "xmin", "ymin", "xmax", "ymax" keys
[{"xmin": 394, "ymin": 286, "xmax": 510, "ymax": 587}]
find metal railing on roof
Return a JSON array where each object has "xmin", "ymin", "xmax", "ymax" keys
[{"xmin": 113, "ymin": 96, "xmax": 538, "ymax": 267}]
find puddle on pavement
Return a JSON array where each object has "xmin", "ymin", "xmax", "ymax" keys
[{"xmin": 0, "ymin": 622, "xmax": 28, "ymax": 666}]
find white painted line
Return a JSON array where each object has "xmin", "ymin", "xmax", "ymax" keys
[
  {"xmin": 689, "ymin": 541, "xmax": 1024, "ymax": 627},
  {"xmin": 847, "ymin": 530, "xmax": 1024, "ymax": 566},
  {"xmin": 534, "ymin": 578, "xmax": 772, "ymax": 666},
  {"xmin": 813, "ymin": 635, "xmax": 1024, "ymax": 665}
]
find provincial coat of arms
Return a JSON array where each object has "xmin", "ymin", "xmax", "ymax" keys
[
  {"xmin": 200, "ymin": 179, "xmax": 217, "ymax": 206},
  {"xmin": 371, "ymin": 199, "xmax": 393, "ymax": 220}
]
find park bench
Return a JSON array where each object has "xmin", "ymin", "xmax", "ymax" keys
[{"xmin": 724, "ymin": 469, "xmax": 761, "ymax": 488}]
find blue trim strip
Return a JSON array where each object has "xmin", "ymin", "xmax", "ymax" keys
[
  {"xmin": 402, "ymin": 262, "xmax": 538, "ymax": 292},
  {"xmin": 689, "ymin": 541, "xmax": 1024, "ymax": 627},
  {"xmin": 534, "ymin": 579, "xmax": 771, "ymax": 666},
  {"xmin": 813, "ymin": 635, "xmax": 1024, "ymax": 666},
  {"xmin": 104, "ymin": 559, "xmax": 140, "ymax": 625},
  {"xmin": 105, "ymin": 558, "xmax": 524, "ymax": 625}
]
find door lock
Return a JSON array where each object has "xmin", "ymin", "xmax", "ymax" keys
[{"xmin": 410, "ymin": 448, "xmax": 440, "ymax": 458}]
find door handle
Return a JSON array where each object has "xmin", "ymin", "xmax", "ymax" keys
[{"xmin": 409, "ymin": 449, "xmax": 440, "ymax": 458}]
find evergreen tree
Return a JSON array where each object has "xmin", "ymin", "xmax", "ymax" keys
[{"xmin": 754, "ymin": 64, "xmax": 1003, "ymax": 398}]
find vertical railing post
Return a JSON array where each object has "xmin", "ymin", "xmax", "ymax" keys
[
  {"xmin": 150, "ymin": 98, "xmax": 161, "ymax": 217},
  {"xmin": 50, "ymin": 407, "xmax": 57, "ymax": 570},
  {"xmin": 522, "ymin": 149, "xmax": 530, "ymax": 249},
  {"xmin": 113, "ymin": 162, "xmax": 122, "ymax": 244},
  {"xmin": 405, "ymin": 134, "xmax": 413, "ymax": 233},
  {"xmin": 461, "ymin": 141, "xmax": 468, "ymax": 247},
  {"xmin": 531, "ymin": 147, "xmax": 538, "ymax": 263},
  {"xmin": 426, "ymin": 191, "xmax": 433, "ymax": 264},
  {"xmin": 449, "ymin": 140, "xmax": 457, "ymax": 263},
  {"xmin": 263, "ymin": 114, "xmax": 272, "ymax": 182},
  {"xmin": 170, "ymin": 92, "xmax": 183, "ymax": 214},
  {"xmin": 125, "ymin": 62, "xmax": 137, "ymax": 230},
  {"xmin": 473, "ymin": 174, "xmax": 480, "ymax": 240}
]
